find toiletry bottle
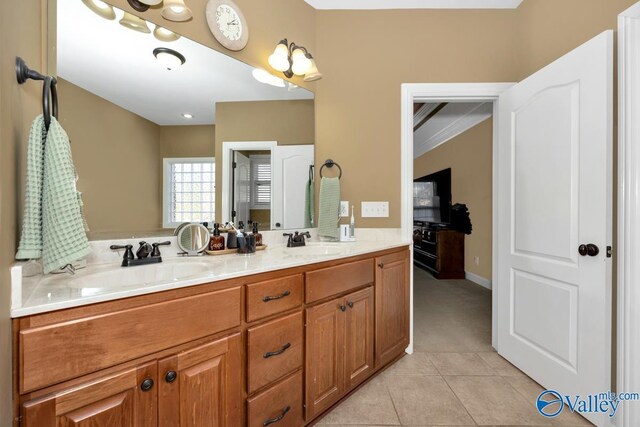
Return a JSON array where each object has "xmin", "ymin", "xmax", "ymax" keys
[
  {"xmin": 253, "ymin": 222, "xmax": 263, "ymax": 246},
  {"xmin": 209, "ymin": 223, "xmax": 225, "ymax": 251},
  {"xmin": 350, "ymin": 205, "xmax": 356, "ymax": 239},
  {"xmin": 238, "ymin": 221, "xmax": 245, "ymax": 234},
  {"xmin": 227, "ymin": 225, "xmax": 238, "ymax": 249}
]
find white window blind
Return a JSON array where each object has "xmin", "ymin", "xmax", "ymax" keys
[
  {"xmin": 163, "ymin": 158, "xmax": 215, "ymax": 227},
  {"xmin": 251, "ymin": 156, "xmax": 271, "ymax": 209}
]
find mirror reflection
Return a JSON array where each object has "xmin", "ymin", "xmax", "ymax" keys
[{"xmin": 56, "ymin": 0, "xmax": 314, "ymax": 239}]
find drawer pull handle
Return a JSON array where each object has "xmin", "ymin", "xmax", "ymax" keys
[
  {"xmin": 347, "ymin": 301, "xmax": 354, "ymax": 308},
  {"xmin": 140, "ymin": 378, "xmax": 154, "ymax": 392},
  {"xmin": 262, "ymin": 290, "xmax": 291, "ymax": 302},
  {"xmin": 165, "ymin": 370, "xmax": 177, "ymax": 383},
  {"xmin": 263, "ymin": 342, "xmax": 291, "ymax": 359},
  {"xmin": 263, "ymin": 405, "xmax": 291, "ymax": 426}
]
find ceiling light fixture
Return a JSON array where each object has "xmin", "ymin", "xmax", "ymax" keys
[
  {"xmin": 268, "ymin": 39, "xmax": 322, "ymax": 82},
  {"xmin": 81, "ymin": 0, "xmax": 116, "ymax": 20},
  {"xmin": 153, "ymin": 47, "xmax": 186, "ymax": 70},
  {"xmin": 138, "ymin": 0, "xmax": 163, "ymax": 5},
  {"xmin": 182, "ymin": 113, "xmax": 194, "ymax": 119},
  {"xmin": 119, "ymin": 12, "xmax": 151, "ymax": 33},
  {"xmin": 252, "ymin": 68, "xmax": 286, "ymax": 88},
  {"xmin": 161, "ymin": 0, "xmax": 193, "ymax": 22},
  {"xmin": 126, "ymin": 0, "xmax": 150, "ymax": 12},
  {"xmin": 153, "ymin": 25, "xmax": 181, "ymax": 42}
]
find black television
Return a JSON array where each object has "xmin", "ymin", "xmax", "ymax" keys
[{"xmin": 413, "ymin": 168, "xmax": 452, "ymax": 224}]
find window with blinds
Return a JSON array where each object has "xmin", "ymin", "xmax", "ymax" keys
[
  {"xmin": 250, "ymin": 155, "xmax": 271, "ymax": 209},
  {"xmin": 163, "ymin": 158, "xmax": 215, "ymax": 227}
]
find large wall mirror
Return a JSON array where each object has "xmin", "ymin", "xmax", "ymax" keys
[{"xmin": 53, "ymin": 0, "xmax": 314, "ymax": 239}]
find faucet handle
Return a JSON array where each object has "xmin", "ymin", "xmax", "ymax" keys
[
  {"xmin": 151, "ymin": 241, "xmax": 171, "ymax": 257},
  {"xmin": 110, "ymin": 244, "xmax": 134, "ymax": 263}
]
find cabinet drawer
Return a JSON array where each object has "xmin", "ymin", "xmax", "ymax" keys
[
  {"xmin": 247, "ymin": 371, "xmax": 304, "ymax": 427},
  {"xmin": 247, "ymin": 312, "xmax": 303, "ymax": 394},
  {"xmin": 305, "ymin": 259, "xmax": 374, "ymax": 303},
  {"xmin": 20, "ymin": 286, "xmax": 241, "ymax": 393},
  {"xmin": 246, "ymin": 275, "xmax": 303, "ymax": 322}
]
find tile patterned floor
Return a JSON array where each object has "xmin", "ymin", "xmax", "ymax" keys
[{"xmin": 315, "ymin": 267, "xmax": 592, "ymax": 426}]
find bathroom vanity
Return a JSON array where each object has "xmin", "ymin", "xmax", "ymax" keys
[{"xmin": 11, "ymin": 243, "xmax": 410, "ymax": 427}]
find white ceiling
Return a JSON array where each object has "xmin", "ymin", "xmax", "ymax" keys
[
  {"xmin": 304, "ymin": 0, "xmax": 523, "ymax": 9},
  {"xmin": 57, "ymin": 1, "xmax": 313, "ymax": 126}
]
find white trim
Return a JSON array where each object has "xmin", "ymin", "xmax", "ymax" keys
[
  {"xmin": 465, "ymin": 271, "xmax": 492, "ymax": 290},
  {"xmin": 413, "ymin": 103, "xmax": 439, "ymax": 129},
  {"xmin": 162, "ymin": 157, "xmax": 216, "ymax": 229},
  {"xmin": 618, "ymin": 5, "xmax": 640, "ymax": 427},
  {"xmin": 414, "ymin": 102, "xmax": 493, "ymax": 158},
  {"xmin": 221, "ymin": 141, "xmax": 277, "ymax": 225},
  {"xmin": 304, "ymin": 0, "xmax": 524, "ymax": 10},
  {"xmin": 401, "ymin": 82, "xmax": 514, "ymax": 354}
]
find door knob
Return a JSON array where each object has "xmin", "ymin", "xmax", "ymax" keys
[{"xmin": 578, "ymin": 244, "xmax": 600, "ymax": 257}]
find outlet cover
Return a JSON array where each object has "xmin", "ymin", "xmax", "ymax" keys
[
  {"xmin": 361, "ymin": 201, "xmax": 389, "ymax": 218},
  {"xmin": 339, "ymin": 201, "xmax": 349, "ymax": 217}
]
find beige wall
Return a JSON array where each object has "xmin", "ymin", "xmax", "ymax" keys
[
  {"xmin": 414, "ymin": 119, "xmax": 493, "ymax": 280},
  {"xmin": 57, "ymin": 78, "xmax": 164, "ymax": 238},
  {"xmin": 214, "ymin": 99, "xmax": 315, "ymax": 222},
  {"xmin": 160, "ymin": 125, "xmax": 215, "ymax": 159},
  {"xmin": 314, "ymin": 9, "xmax": 518, "ymax": 228},
  {"xmin": 0, "ymin": 2, "xmax": 46, "ymax": 423}
]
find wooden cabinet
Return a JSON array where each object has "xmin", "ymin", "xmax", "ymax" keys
[
  {"xmin": 158, "ymin": 333, "xmax": 242, "ymax": 427},
  {"xmin": 247, "ymin": 371, "xmax": 304, "ymax": 427},
  {"xmin": 414, "ymin": 228, "xmax": 464, "ymax": 279},
  {"xmin": 22, "ymin": 362, "xmax": 157, "ymax": 427},
  {"xmin": 375, "ymin": 251, "xmax": 411, "ymax": 367},
  {"xmin": 305, "ymin": 287, "xmax": 374, "ymax": 421}
]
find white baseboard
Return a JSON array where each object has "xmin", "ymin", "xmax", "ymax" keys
[{"xmin": 465, "ymin": 271, "xmax": 492, "ymax": 290}]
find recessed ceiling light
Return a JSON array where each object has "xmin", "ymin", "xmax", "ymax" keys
[
  {"xmin": 182, "ymin": 113, "xmax": 194, "ymax": 119},
  {"xmin": 153, "ymin": 47, "xmax": 186, "ymax": 70}
]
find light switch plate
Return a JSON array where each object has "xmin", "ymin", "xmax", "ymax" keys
[
  {"xmin": 339, "ymin": 201, "xmax": 349, "ymax": 217},
  {"xmin": 361, "ymin": 201, "xmax": 389, "ymax": 218}
]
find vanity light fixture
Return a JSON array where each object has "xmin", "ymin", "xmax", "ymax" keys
[
  {"xmin": 153, "ymin": 47, "xmax": 186, "ymax": 70},
  {"xmin": 119, "ymin": 12, "xmax": 151, "ymax": 33},
  {"xmin": 182, "ymin": 113, "xmax": 194, "ymax": 119},
  {"xmin": 268, "ymin": 39, "xmax": 322, "ymax": 81},
  {"xmin": 252, "ymin": 68, "xmax": 286, "ymax": 88},
  {"xmin": 126, "ymin": 0, "xmax": 150, "ymax": 12},
  {"xmin": 161, "ymin": 0, "xmax": 193, "ymax": 22},
  {"xmin": 153, "ymin": 25, "xmax": 181, "ymax": 42},
  {"xmin": 81, "ymin": 0, "xmax": 116, "ymax": 20},
  {"xmin": 137, "ymin": 0, "xmax": 163, "ymax": 5}
]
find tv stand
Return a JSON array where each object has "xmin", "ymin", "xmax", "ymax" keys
[{"xmin": 413, "ymin": 226, "xmax": 465, "ymax": 279}]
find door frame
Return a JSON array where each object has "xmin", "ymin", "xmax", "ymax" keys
[
  {"xmin": 400, "ymin": 83, "xmax": 514, "ymax": 352},
  {"xmin": 617, "ymin": 4, "xmax": 640, "ymax": 427},
  {"xmin": 221, "ymin": 141, "xmax": 277, "ymax": 225}
]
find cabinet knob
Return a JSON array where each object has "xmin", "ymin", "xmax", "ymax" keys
[
  {"xmin": 140, "ymin": 378, "xmax": 154, "ymax": 392},
  {"xmin": 165, "ymin": 370, "xmax": 177, "ymax": 383},
  {"xmin": 339, "ymin": 305, "xmax": 347, "ymax": 312},
  {"xmin": 378, "ymin": 262, "xmax": 384, "ymax": 268},
  {"xmin": 347, "ymin": 301, "xmax": 354, "ymax": 308},
  {"xmin": 263, "ymin": 405, "xmax": 291, "ymax": 426}
]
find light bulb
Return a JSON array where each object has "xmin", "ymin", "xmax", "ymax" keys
[
  {"xmin": 268, "ymin": 41, "xmax": 290, "ymax": 72},
  {"xmin": 291, "ymin": 48, "xmax": 312, "ymax": 75}
]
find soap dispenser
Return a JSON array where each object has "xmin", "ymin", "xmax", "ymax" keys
[
  {"xmin": 349, "ymin": 205, "xmax": 356, "ymax": 239},
  {"xmin": 252, "ymin": 222, "xmax": 263, "ymax": 246},
  {"xmin": 209, "ymin": 223, "xmax": 225, "ymax": 251}
]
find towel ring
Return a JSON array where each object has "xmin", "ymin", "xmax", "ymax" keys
[
  {"xmin": 319, "ymin": 159, "xmax": 342, "ymax": 179},
  {"xmin": 43, "ymin": 76, "xmax": 58, "ymax": 131}
]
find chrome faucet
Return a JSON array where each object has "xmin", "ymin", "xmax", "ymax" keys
[{"xmin": 283, "ymin": 231, "xmax": 311, "ymax": 247}]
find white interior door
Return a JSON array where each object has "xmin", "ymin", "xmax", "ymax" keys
[
  {"xmin": 233, "ymin": 151, "xmax": 251, "ymax": 226},
  {"xmin": 497, "ymin": 31, "xmax": 613, "ymax": 425},
  {"xmin": 272, "ymin": 145, "xmax": 314, "ymax": 230}
]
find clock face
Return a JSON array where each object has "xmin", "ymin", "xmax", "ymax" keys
[
  {"xmin": 216, "ymin": 5, "xmax": 242, "ymax": 41},
  {"xmin": 206, "ymin": 0, "xmax": 249, "ymax": 51}
]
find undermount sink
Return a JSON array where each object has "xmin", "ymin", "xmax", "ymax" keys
[
  {"xmin": 279, "ymin": 242, "xmax": 344, "ymax": 257},
  {"xmin": 64, "ymin": 261, "xmax": 212, "ymax": 289}
]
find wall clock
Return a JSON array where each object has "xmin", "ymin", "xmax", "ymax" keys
[{"xmin": 206, "ymin": 0, "xmax": 249, "ymax": 51}]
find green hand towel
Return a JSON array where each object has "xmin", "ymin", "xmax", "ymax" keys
[
  {"xmin": 304, "ymin": 177, "xmax": 315, "ymax": 228},
  {"xmin": 17, "ymin": 116, "xmax": 90, "ymax": 273},
  {"xmin": 16, "ymin": 115, "xmax": 46, "ymax": 260},
  {"xmin": 317, "ymin": 177, "xmax": 340, "ymax": 239}
]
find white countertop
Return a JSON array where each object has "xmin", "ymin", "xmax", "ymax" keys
[{"xmin": 11, "ymin": 232, "xmax": 409, "ymax": 318}]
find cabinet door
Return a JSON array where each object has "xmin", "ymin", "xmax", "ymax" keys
[
  {"xmin": 375, "ymin": 250, "xmax": 410, "ymax": 367},
  {"xmin": 305, "ymin": 298, "xmax": 345, "ymax": 421},
  {"xmin": 344, "ymin": 287, "xmax": 374, "ymax": 389},
  {"xmin": 158, "ymin": 333, "xmax": 242, "ymax": 427},
  {"xmin": 22, "ymin": 362, "xmax": 157, "ymax": 427}
]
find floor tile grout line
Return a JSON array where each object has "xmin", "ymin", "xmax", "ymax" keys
[{"xmin": 439, "ymin": 373, "xmax": 479, "ymax": 426}]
